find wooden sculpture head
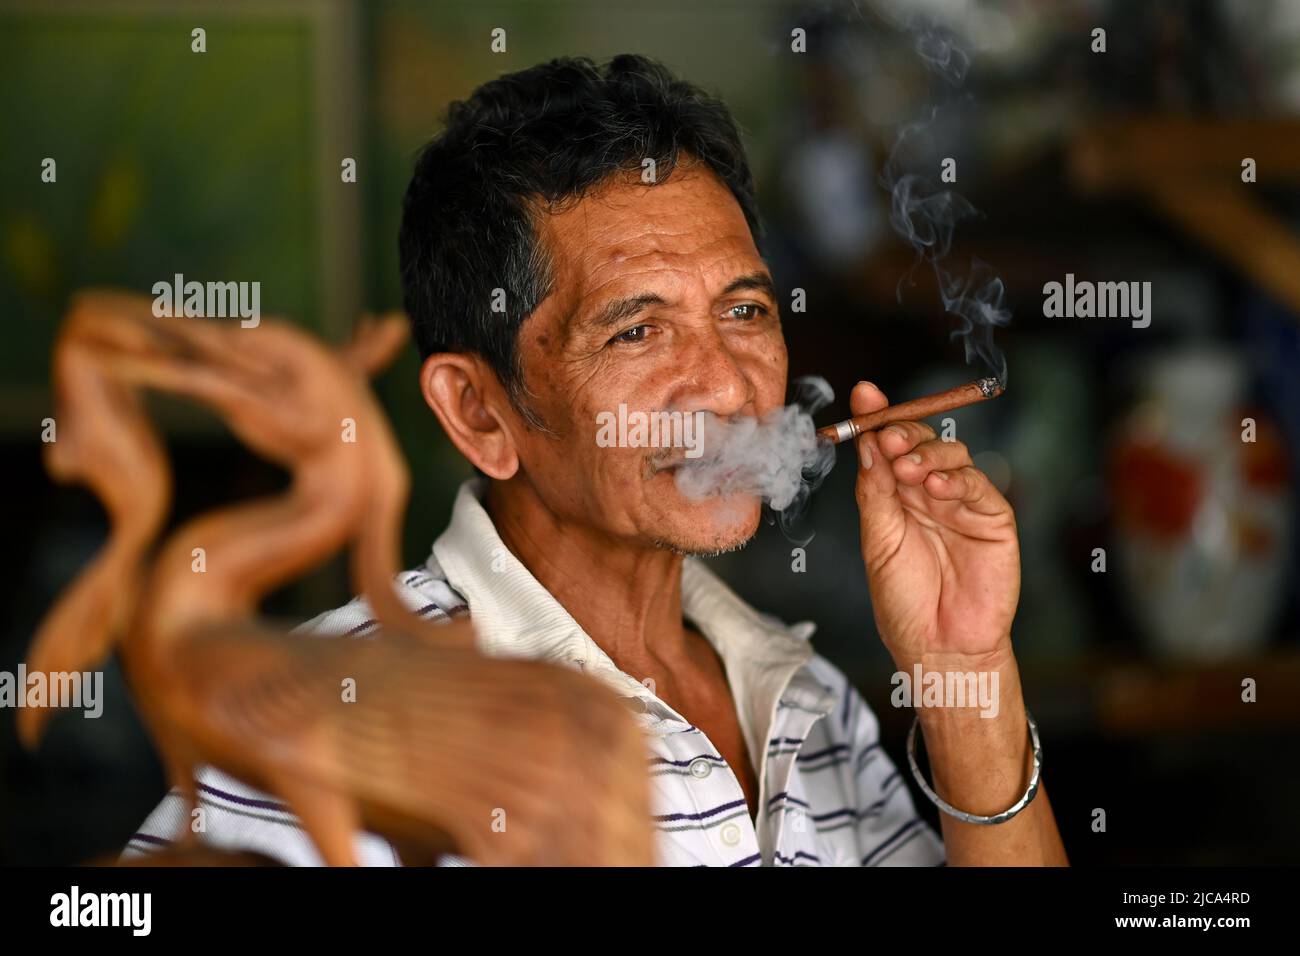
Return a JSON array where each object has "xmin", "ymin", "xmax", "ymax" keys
[{"xmin": 19, "ymin": 291, "xmax": 425, "ymax": 744}]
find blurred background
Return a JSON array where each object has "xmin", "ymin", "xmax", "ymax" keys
[{"xmin": 2, "ymin": 0, "xmax": 1298, "ymax": 865}]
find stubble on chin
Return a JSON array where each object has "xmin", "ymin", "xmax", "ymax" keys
[
  {"xmin": 648, "ymin": 535, "xmax": 754, "ymax": 558},
  {"xmin": 645, "ymin": 499, "xmax": 761, "ymax": 557},
  {"xmin": 637, "ymin": 452, "xmax": 761, "ymax": 556}
]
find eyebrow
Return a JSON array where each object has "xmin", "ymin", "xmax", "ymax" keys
[
  {"xmin": 582, "ymin": 271, "xmax": 778, "ymax": 333},
  {"xmin": 589, "ymin": 292, "xmax": 666, "ymax": 332},
  {"xmin": 719, "ymin": 271, "xmax": 778, "ymax": 301}
]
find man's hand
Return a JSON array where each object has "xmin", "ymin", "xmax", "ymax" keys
[
  {"xmin": 849, "ymin": 381, "xmax": 1067, "ymax": 865},
  {"xmin": 850, "ymin": 381, "xmax": 1019, "ymax": 667}
]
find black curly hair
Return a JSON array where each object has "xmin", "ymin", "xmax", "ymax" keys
[{"xmin": 398, "ymin": 54, "xmax": 762, "ymax": 425}]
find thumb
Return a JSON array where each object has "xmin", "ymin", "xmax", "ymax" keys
[{"xmin": 849, "ymin": 382, "xmax": 903, "ymax": 562}]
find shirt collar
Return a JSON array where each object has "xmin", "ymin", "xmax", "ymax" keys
[{"xmin": 429, "ymin": 478, "xmax": 833, "ymax": 759}]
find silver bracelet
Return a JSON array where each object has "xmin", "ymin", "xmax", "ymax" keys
[{"xmin": 905, "ymin": 709, "xmax": 1042, "ymax": 825}]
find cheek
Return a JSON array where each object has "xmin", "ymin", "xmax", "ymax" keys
[
  {"xmin": 530, "ymin": 403, "xmax": 646, "ymax": 486},
  {"xmin": 751, "ymin": 335, "xmax": 789, "ymax": 407}
]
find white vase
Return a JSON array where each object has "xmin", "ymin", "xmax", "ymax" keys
[{"xmin": 1110, "ymin": 348, "xmax": 1292, "ymax": 660}]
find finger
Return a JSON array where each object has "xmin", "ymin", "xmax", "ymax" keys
[
  {"xmin": 849, "ymin": 380, "xmax": 889, "ymax": 417},
  {"xmin": 877, "ymin": 420, "xmax": 938, "ymax": 461},
  {"xmin": 922, "ymin": 465, "xmax": 1008, "ymax": 516},
  {"xmin": 849, "ymin": 382, "xmax": 893, "ymax": 495},
  {"xmin": 856, "ymin": 428, "xmax": 906, "ymax": 563},
  {"xmin": 849, "ymin": 382, "xmax": 904, "ymax": 547},
  {"xmin": 892, "ymin": 438, "xmax": 972, "ymax": 486}
]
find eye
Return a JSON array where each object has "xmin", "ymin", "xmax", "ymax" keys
[
  {"xmin": 726, "ymin": 303, "xmax": 766, "ymax": 321},
  {"xmin": 610, "ymin": 324, "xmax": 650, "ymax": 345}
]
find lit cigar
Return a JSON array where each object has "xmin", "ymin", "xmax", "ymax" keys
[{"xmin": 816, "ymin": 377, "xmax": 1005, "ymax": 445}]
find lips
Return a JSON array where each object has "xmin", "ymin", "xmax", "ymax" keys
[
  {"xmin": 650, "ymin": 453, "xmax": 719, "ymax": 481},
  {"xmin": 649, "ymin": 448, "xmax": 685, "ymax": 472}
]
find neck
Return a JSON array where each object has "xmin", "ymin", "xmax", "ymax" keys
[{"xmin": 485, "ymin": 477, "xmax": 693, "ymax": 673}]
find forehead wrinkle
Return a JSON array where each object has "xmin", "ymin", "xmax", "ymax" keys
[
  {"xmin": 567, "ymin": 241, "xmax": 762, "ymax": 342},
  {"xmin": 541, "ymin": 179, "xmax": 759, "ymax": 337},
  {"xmin": 585, "ymin": 231, "xmax": 748, "ymax": 297}
]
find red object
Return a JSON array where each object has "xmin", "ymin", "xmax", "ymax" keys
[
  {"xmin": 1110, "ymin": 441, "xmax": 1205, "ymax": 540},
  {"xmin": 1239, "ymin": 406, "xmax": 1291, "ymax": 489}
]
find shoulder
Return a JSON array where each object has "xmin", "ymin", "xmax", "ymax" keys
[
  {"xmin": 295, "ymin": 558, "xmax": 469, "ymax": 639},
  {"xmin": 124, "ymin": 767, "xmax": 401, "ymax": 866},
  {"xmin": 124, "ymin": 560, "xmax": 471, "ymax": 866},
  {"xmin": 801, "ymin": 651, "xmax": 882, "ymax": 745}
]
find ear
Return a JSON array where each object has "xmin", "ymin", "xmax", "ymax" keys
[{"xmin": 420, "ymin": 353, "xmax": 520, "ymax": 480}]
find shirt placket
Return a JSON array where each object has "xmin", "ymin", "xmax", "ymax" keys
[
  {"xmin": 760, "ymin": 672, "xmax": 836, "ymax": 865},
  {"xmin": 621, "ymin": 688, "xmax": 764, "ymax": 866}
]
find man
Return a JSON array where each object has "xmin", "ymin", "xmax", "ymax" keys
[{"xmin": 127, "ymin": 54, "xmax": 1066, "ymax": 866}]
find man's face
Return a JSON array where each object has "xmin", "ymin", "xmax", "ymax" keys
[{"xmin": 509, "ymin": 163, "xmax": 788, "ymax": 554}]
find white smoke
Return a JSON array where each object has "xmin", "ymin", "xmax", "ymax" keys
[
  {"xmin": 673, "ymin": 376, "xmax": 836, "ymax": 544},
  {"xmin": 883, "ymin": 24, "xmax": 1011, "ymax": 385}
]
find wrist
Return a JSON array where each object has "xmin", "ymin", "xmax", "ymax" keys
[
  {"xmin": 902, "ymin": 652, "xmax": 1031, "ymax": 815},
  {"xmin": 889, "ymin": 634, "xmax": 1016, "ymax": 673},
  {"xmin": 917, "ymin": 705, "xmax": 1033, "ymax": 817},
  {"xmin": 907, "ymin": 707, "xmax": 1042, "ymax": 825},
  {"xmin": 887, "ymin": 639, "xmax": 1019, "ymax": 720}
]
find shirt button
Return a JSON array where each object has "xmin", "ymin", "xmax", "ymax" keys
[
  {"xmin": 720, "ymin": 823, "xmax": 741, "ymax": 847},
  {"xmin": 689, "ymin": 757, "xmax": 712, "ymax": 778}
]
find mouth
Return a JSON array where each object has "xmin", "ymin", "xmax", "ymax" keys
[
  {"xmin": 647, "ymin": 449, "xmax": 684, "ymax": 474},
  {"xmin": 649, "ymin": 462, "xmax": 684, "ymax": 480},
  {"xmin": 649, "ymin": 450, "xmax": 712, "ymax": 477},
  {"xmin": 649, "ymin": 457, "xmax": 747, "ymax": 500}
]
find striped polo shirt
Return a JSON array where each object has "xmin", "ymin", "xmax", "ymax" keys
[{"xmin": 124, "ymin": 479, "xmax": 945, "ymax": 867}]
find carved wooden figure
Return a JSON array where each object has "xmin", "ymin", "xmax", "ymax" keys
[{"xmin": 20, "ymin": 291, "xmax": 653, "ymax": 866}]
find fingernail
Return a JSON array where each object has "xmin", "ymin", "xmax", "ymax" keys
[
  {"xmin": 885, "ymin": 424, "xmax": 906, "ymax": 438},
  {"xmin": 861, "ymin": 444, "xmax": 873, "ymax": 469},
  {"xmin": 933, "ymin": 470, "xmax": 949, "ymax": 481},
  {"xmin": 906, "ymin": 452, "xmax": 923, "ymax": 464}
]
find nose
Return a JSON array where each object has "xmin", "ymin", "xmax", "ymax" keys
[{"xmin": 668, "ymin": 321, "xmax": 755, "ymax": 419}]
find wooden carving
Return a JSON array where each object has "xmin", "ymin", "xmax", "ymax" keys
[{"xmin": 19, "ymin": 291, "xmax": 654, "ymax": 866}]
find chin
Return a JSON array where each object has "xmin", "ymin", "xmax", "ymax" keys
[{"xmin": 648, "ymin": 486, "xmax": 762, "ymax": 556}]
